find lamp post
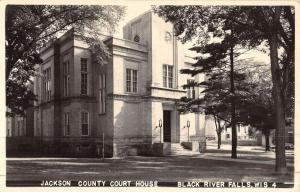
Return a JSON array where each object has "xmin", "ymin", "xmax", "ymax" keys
[
  {"xmin": 187, "ymin": 120, "xmax": 190, "ymax": 142},
  {"xmin": 159, "ymin": 119, "xmax": 163, "ymax": 143}
]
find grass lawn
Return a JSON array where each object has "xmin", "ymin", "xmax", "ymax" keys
[{"xmin": 6, "ymin": 155, "xmax": 293, "ymax": 183}]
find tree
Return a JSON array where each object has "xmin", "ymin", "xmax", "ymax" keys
[
  {"xmin": 156, "ymin": 6, "xmax": 257, "ymax": 158},
  {"xmin": 207, "ymin": 106, "xmax": 229, "ymax": 149},
  {"xmin": 245, "ymin": 103, "xmax": 274, "ymax": 152},
  {"xmin": 154, "ymin": 5, "xmax": 294, "ymax": 173},
  {"xmin": 239, "ymin": 64, "xmax": 274, "ymax": 151},
  {"xmin": 238, "ymin": 6, "xmax": 294, "ymax": 174},
  {"xmin": 179, "ymin": 77, "xmax": 230, "ymax": 150},
  {"xmin": 6, "ymin": 5, "xmax": 125, "ymax": 116}
]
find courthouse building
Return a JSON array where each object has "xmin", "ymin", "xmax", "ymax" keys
[{"xmin": 32, "ymin": 11, "xmax": 206, "ymax": 157}]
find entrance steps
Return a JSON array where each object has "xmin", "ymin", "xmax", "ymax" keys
[{"xmin": 170, "ymin": 143, "xmax": 200, "ymax": 156}]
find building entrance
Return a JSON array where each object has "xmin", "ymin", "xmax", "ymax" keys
[{"xmin": 163, "ymin": 110, "xmax": 171, "ymax": 142}]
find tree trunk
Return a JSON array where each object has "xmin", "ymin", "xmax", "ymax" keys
[
  {"xmin": 230, "ymin": 44, "xmax": 237, "ymax": 159},
  {"xmin": 213, "ymin": 114, "xmax": 221, "ymax": 149},
  {"xmin": 217, "ymin": 132, "xmax": 221, "ymax": 149},
  {"xmin": 268, "ymin": 7, "xmax": 287, "ymax": 173},
  {"xmin": 217, "ymin": 118, "xmax": 222, "ymax": 149},
  {"xmin": 265, "ymin": 132, "xmax": 270, "ymax": 152}
]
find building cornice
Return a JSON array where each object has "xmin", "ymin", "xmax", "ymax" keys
[
  {"xmin": 36, "ymin": 96, "xmax": 97, "ymax": 108},
  {"xmin": 61, "ymin": 96, "xmax": 97, "ymax": 103}
]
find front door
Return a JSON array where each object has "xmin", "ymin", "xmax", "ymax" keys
[{"xmin": 163, "ymin": 110, "xmax": 171, "ymax": 142}]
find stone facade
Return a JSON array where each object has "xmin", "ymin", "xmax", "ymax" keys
[{"xmin": 32, "ymin": 11, "xmax": 206, "ymax": 157}]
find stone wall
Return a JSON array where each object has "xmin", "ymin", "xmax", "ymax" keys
[
  {"xmin": 112, "ymin": 99, "xmax": 152, "ymax": 156},
  {"xmin": 6, "ymin": 136, "xmax": 110, "ymax": 158}
]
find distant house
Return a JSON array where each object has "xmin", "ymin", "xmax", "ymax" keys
[
  {"xmin": 257, "ymin": 117, "xmax": 294, "ymax": 147},
  {"xmin": 6, "ymin": 113, "xmax": 26, "ymax": 137},
  {"xmin": 205, "ymin": 116, "xmax": 254, "ymax": 142},
  {"xmin": 6, "ymin": 105, "xmax": 35, "ymax": 156},
  {"xmin": 6, "ymin": 104, "xmax": 34, "ymax": 138}
]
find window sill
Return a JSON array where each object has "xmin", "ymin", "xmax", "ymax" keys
[
  {"xmin": 150, "ymin": 86, "xmax": 186, "ymax": 93},
  {"xmin": 125, "ymin": 92, "xmax": 139, "ymax": 95}
]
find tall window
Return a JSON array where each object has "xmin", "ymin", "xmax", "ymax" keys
[
  {"xmin": 81, "ymin": 58, "xmax": 88, "ymax": 95},
  {"xmin": 42, "ymin": 68, "xmax": 51, "ymax": 101},
  {"xmin": 187, "ymin": 79, "xmax": 196, "ymax": 99},
  {"xmin": 63, "ymin": 61, "xmax": 70, "ymax": 97},
  {"xmin": 64, "ymin": 113, "xmax": 70, "ymax": 136},
  {"xmin": 126, "ymin": 69, "xmax": 138, "ymax": 93},
  {"xmin": 99, "ymin": 74, "xmax": 106, "ymax": 114},
  {"xmin": 17, "ymin": 120, "xmax": 20, "ymax": 136},
  {"xmin": 163, "ymin": 65, "xmax": 173, "ymax": 88},
  {"xmin": 17, "ymin": 119, "xmax": 23, "ymax": 136},
  {"xmin": 81, "ymin": 111, "xmax": 89, "ymax": 136},
  {"xmin": 20, "ymin": 119, "xmax": 23, "ymax": 136}
]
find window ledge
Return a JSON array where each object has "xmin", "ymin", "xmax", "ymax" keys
[
  {"xmin": 124, "ymin": 92, "xmax": 139, "ymax": 95},
  {"xmin": 150, "ymin": 86, "xmax": 186, "ymax": 93}
]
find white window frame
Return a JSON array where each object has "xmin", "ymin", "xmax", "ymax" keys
[
  {"xmin": 187, "ymin": 79, "xmax": 196, "ymax": 99},
  {"xmin": 63, "ymin": 60, "xmax": 70, "ymax": 97},
  {"xmin": 163, "ymin": 64, "xmax": 173, "ymax": 88},
  {"xmin": 125, "ymin": 68, "xmax": 138, "ymax": 93},
  {"xmin": 64, "ymin": 112, "xmax": 70, "ymax": 136},
  {"xmin": 99, "ymin": 74, "xmax": 106, "ymax": 114},
  {"xmin": 81, "ymin": 111, "xmax": 89, "ymax": 136},
  {"xmin": 42, "ymin": 67, "xmax": 51, "ymax": 101}
]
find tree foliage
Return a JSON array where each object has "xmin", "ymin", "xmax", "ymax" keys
[
  {"xmin": 239, "ymin": 64, "xmax": 274, "ymax": 151},
  {"xmin": 6, "ymin": 5, "xmax": 125, "ymax": 116},
  {"xmin": 154, "ymin": 5, "xmax": 294, "ymax": 172},
  {"xmin": 157, "ymin": 6, "xmax": 260, "ymax": 158}
]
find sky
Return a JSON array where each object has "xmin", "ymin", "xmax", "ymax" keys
[
  {"xmin": 113, "ymin": 5, "xmax": 270, "ymax": 65},
  {"xmin": 113, "ymin": 5, "xmax": 152, "ymax": 38}
]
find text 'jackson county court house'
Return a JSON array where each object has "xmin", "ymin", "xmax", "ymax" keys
[{"xmin": 26, "ymin": 11, "xmax": 208, "ymax": 157}]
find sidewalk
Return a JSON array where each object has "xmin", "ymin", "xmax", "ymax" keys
[{"xmin": 200, "ymin": 143, "xmax": 294, "ymax": 167}]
